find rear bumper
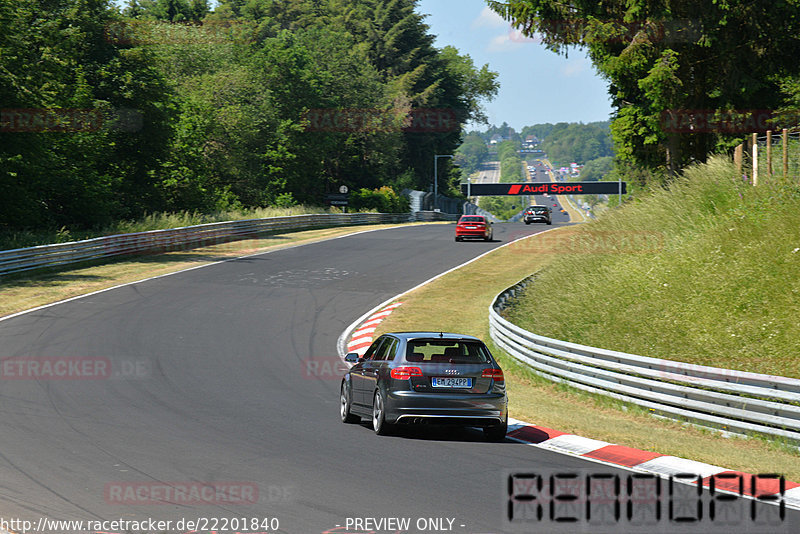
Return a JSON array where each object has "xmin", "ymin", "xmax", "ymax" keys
[
  {"xmin": 456, "ymin": 230, "xmax": 488, "ymax": 238},
  {"xmin": 385, "ymin": 390, "xmax": 507, "ymax": 425}
]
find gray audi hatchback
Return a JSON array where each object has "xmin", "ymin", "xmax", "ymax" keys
[{"xmin": 340, "ymin": 332, "xmax": 508, "ymax": 441}]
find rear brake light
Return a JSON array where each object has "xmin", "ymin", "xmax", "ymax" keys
[
  {"xmin": 391, "ymin": 366, "xmax": 423, "ymax": 379},
  {"xmin": 482, "ymin": 368, "xmax": 504, "ymax": 381}
]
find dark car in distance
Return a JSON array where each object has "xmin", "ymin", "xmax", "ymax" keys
[
  {"xmin": 455, "ymin": 215, "xmax": 493, "ymax": 241},
  {"xmin": 523, "ymin": 205, "xmax": 552, "ymax": 225},
  {"xmin": 340, "ymin": 332, "xmax": 508, "ymax": 441}
]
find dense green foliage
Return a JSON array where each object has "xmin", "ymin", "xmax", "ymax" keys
[
  {"xmin": 540, "ymin": 121, "xmax": 613, "ymax": 166},
  {"xmin": 577, "ymin": 155, "xmax": 613, "ymax": 181},
  {"xmin": 496, "ymin": 140, "xmax": 523, "ymax": 181},
  {"xmin": 480, "ymin": 140, "xmax": 528, "ymax": 220},
  {"xmin": 349, "ymin": 186, "xmax": 410, "ymax": 213},
  {"xmin": 0, "ymin": 0, "xmax": 498, "ymax": 237},
  {"xmin": 489, "ymin": 0, "xmax": 800, "ymax": 180},
  {"xmin": 467, "ymin": 121, "xmax": 612, "ymax": 167},
  {"xmin": 454, "ymin": 132, "xmax": 488, "ymax": 176},
  {"xmin": 519, "ymin": 123, "xmax": 553, "ymax": 142}
]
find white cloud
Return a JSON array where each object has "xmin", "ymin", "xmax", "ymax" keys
[
  {"xmin": 561, "ymin": 58, "xmax": 590, "ymax": 77},
  {"xmin": 471, "ymin": 6, "xmax": 507, "ymax": 29},
  {"xmin": 487, "ymin": 32, "xmax": 524, "ymax": 53}
]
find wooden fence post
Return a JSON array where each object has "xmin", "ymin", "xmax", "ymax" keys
[
  {"xmin": 766, "ymin": 130, "xmax": 772, "ymax": 177},
  {"xmin": 752, "ymin": 133, "xmax": 758, "ymax": 186},
  {"xmin": 783, "ymin": 128, "xmax": 789, "ymax": 181},
  {"xmin": 734, "ymin": 144, "xmax": 743, "ymax": 176}
]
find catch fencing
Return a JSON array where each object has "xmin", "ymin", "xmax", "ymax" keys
[
  {"xmin": 490, "ymin": 277, "xmax": 800, "ymax": 444},
  {"xmin": 0, "ymin": 213, "xmax": 413, "ymax": 277}
]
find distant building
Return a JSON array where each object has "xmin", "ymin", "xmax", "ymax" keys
[{"xmin": 522, "ymin": 135, "xmax": 538, "ymax": 149}]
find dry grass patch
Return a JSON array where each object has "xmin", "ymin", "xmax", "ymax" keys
[{"xmin": 0, "ymin": 223, "xmax": 411, "ymax": 318}]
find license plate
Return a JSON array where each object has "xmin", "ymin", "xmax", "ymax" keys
[
  {"xmin": 465, "ymin": 226, "xmax": 477, "ymax": 229},
  {"xmin": 432, "ymin": 377, "xmax": 472, "ymax": 388}
]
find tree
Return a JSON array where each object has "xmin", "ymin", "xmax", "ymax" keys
[
  {"xmin": 489, "ymin": 0, "xmax": 800, "ymax": 179},
  {"xmin": 455, "ymin": 132, "xmax": 489, "ymax": 175},
  {"xmin": 579, "ymin": 156, "xmax": 614, "ymax": 181},
  {"xmin": 540, "ymin": 121, "xmax": 613, "ymax": 165},
  {"xmin": 0, "ymin": 0, "xmax": 173, "ymax": 229}
]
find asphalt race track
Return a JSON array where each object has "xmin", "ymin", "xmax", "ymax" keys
[{"xmin": 0, "ymin": 223, "xmax": 796, "ymax": 534}]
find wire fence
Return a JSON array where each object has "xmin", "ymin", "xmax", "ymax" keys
[{"xmin": 735, "ymin": 128, "xmax": 800, "ymax": 185}]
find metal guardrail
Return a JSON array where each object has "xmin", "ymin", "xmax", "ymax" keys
[
  {"xmin": 490, "ymin": 277, "xmax": 800, "ymax": 443},
  {"xmin": 0, "ymin": 213, "xmax": 411, "ymax": 277},
  {"xmin": 412, "ymin": 211, "xmax": 460, "ymax": 222}
]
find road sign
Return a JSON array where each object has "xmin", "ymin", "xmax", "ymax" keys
[
  {"xmin": 339, "ymin": 185, "xmax": 349, "ymax": 194},
  {"xmin": 325, "ymin": 193, "xmax": 349, "ymax": 206},
  {"xmin": 460, "ymin": 181, "xmax": 627, "ymax": 196}
]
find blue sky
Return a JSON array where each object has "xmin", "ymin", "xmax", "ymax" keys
[{"xmin": 417, "ymin": 0, "xmax": 613, "ymax": 131}]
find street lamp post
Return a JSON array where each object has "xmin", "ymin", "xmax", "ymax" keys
[{"xmin": 434, "ymin": 154, "xmax": 453, "ymax": 211}]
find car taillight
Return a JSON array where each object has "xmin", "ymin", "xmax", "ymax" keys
[
  {"xmin": 391, "ymin": 367, "xmax": 423, "ymax": 379},
  {"xmin": 482, "ymin": 368, "xmax": 504, "ymax": 381}
]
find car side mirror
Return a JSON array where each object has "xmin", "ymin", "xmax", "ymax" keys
[{"xmin": 345, "ymin": 352, "xmax": 363, "ymax": 363}]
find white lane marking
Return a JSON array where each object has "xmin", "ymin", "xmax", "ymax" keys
[
  {"xmin": 635, "ymin": 456, "xmax": 727, "ymax": 479},
  {"xmin": 785, "ymin": 486, "xmax": 800, "ymax": 509},
  {"xmin": 366, "ymin": 310, "xmax": 394, "ymax": 321},
  {"xmin": 351, "ymin": 326, "xmax": 377, "ymax": 337},
  {"xmin": 540, "ymin": 434, "xmax": 611, "ymax": 456}
]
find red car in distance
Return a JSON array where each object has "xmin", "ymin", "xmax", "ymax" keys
[{"xmin": 455, "ymin": 215, "xmax": 493, "ymax": 242}]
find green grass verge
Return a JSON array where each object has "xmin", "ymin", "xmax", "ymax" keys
[
  {"xmin": 504, "ymin": 155, "xmax": 800, "ymax": 378},
  {"xmin": 374, "ymin": 220, "xmax": 800, "ymax": 481}
]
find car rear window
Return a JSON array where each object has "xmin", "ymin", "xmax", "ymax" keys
[
  {"xmin": 405, "ymin": 339, "xmax": 491, "ymax": 364},
  {"xmin": 460, "ymin": 216, "xmax": 484, "ymax": 223}
]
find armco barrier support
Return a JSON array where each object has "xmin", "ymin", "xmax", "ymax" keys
[
  {"xmin": 490, "ymin": 277, "xmax": 800, "ymax": 444},
  {"xmin": 0, "ymin": 213, "xmax": 410, "ymax": 277}
]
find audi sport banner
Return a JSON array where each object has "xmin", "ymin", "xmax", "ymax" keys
[{"xmin": 461, "ymin": 182, "xmax": 626, "ymax": 196}]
